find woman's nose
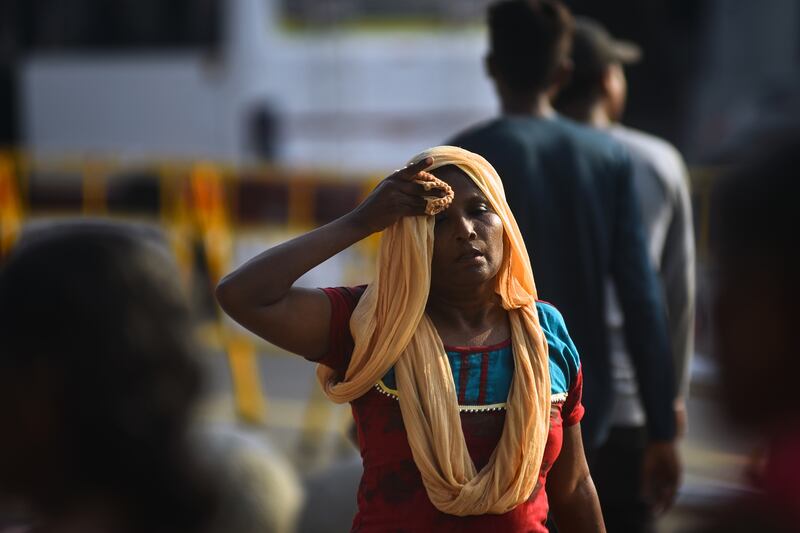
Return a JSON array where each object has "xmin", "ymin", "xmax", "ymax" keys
[{"xmin": 454, "ymin": 215, "xmax": 477, "ymax": 241}]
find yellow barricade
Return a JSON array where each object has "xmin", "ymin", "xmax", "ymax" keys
[{"xmin": 0, "ymin": 153, "xmax": 22, "ymax": 259}]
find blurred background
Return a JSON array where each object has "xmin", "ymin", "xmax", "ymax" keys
[{"xmin": 1, "ymin": 0, "xmax": 799, "ymax": 530}]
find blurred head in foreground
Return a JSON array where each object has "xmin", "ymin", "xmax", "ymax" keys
[
  {"xmin": 710, "ymin": 131, "xmax": 799, "ymax": 430},
  {"xmin": 708, "ymin": 129, "xmax": 800, "ymax": 530},
  {"xmin": 0, "ymin": 221, "xmax": 215, "ymax": 532}
]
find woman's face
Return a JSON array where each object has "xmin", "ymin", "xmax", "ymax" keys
[{"xmin": 430, "ymin": 166, "xmax": 505, "ymax": 293}]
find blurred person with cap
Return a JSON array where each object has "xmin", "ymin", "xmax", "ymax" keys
[
  {"xmin": 448, "ymin": 0, "xmax": 680, "ymax": 525},
  {"xmin": 554, "ymin": 17, "xmax": 696, "ymax": 532}
]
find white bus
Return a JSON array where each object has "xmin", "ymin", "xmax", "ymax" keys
[{"xmin": 20, "ymin": 0, "xmax": 496, "ymax": 173}]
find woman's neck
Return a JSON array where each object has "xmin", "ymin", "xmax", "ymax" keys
[{"xmin": 426, "ymin": 285, "xmax": 508, "ymax": 346}]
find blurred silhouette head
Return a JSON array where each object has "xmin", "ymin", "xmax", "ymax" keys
[
  {"xmin": 0, "ymin": 221, "xmax": 213, "ymax": 531},
  {"xmin": 486, "ymin": 0, "xmax": 574, "ymax": 99},
  {"xmin": 554, "ymin": 17, "xmax": 642, "ymax": 123},
  {"xmin": 709, "ymin": 130, "xmax": 800, "ymax": 431}
]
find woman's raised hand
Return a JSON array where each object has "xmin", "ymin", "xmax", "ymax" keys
[
  {"xmin": 216, "ymin": 156, "xmax": 452, "ymax": 360},
  {"xmin": 350, "ymin": 157, "xmax": 447, "ymax": 234}
]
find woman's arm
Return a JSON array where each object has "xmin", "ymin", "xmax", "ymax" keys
[
  {"xmin": 546, "ymin": 423, "xmax": 606, "ymax": 533},
  {"xmin": 215, "ymin": 157, "xmax": 435, "ymax": 360}
]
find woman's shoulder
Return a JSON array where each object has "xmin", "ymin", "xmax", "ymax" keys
[
  {"xmin": 535, "ymin": 300, "xmax": 581, "ymax": 395},
  {"xmin": 535, "ymin": 299, "xmax": 566, "ymax": 332}
]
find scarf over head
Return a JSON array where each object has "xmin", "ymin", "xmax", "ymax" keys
[{"xmin": 317, "ymin": 146, "xmax": 551, "ymax": 515}]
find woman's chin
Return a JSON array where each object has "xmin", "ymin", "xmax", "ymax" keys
[{"xmin": 438, "ymin": 269, "xmax": 496, "ymax": 291}]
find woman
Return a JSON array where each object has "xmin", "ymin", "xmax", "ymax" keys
[{"xmin": 217, "ymin": 146, "xmax": 605, "ymax": 532}]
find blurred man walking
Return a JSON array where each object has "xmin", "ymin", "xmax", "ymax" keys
[
  {"xmin": 449, "ymin": 1, "xmax": 680, "ymax": 526},
  {"xmin": 554, "ymin": 18, "xmax": 696, "ymax": 532}
]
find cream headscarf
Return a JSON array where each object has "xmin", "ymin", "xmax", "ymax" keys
[{"xmin": 316, "ymin": 146, "xmax": 551, "ymax": 516}]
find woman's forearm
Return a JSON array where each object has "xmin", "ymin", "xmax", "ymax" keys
[
  {"xmin": 213, "ymin": 157, "xmax": 436, "ymax": 358},
  {"xmin": 550, "ymin": 475, "xmax": 605, "ymax": 533},
  {"xmin": 216, "ymin": 212, "xmax": 372, "ymax": 309},
  {"xmin": 216, "ymin": 156, "xmax": 435, "ymax": 321}
]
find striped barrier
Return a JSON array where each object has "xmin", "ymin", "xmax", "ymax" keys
[{"xmin": 0, "ymin": 151, "xmax": 723, "ymax": 464}]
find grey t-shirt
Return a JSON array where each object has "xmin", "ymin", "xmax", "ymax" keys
[{"xmin": 605, "ymin": 124, "xmax": 696, "ymax": 427}]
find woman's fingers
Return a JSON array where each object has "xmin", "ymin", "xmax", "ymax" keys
[
  {"xmin": 385, "ymin": 185, "xmax": 430, "ymax": 217},
  {"xmin": 391, "ymin": 185, "xmax": 429, "ymax": 211},
  {"xmin": 394, "ymin": 180, "xmax": 446, "ymax": 198},
  {"xmin": 393, "ymin": 157, "xmax": 433, "ymax": 181},
  {"xmin": 403, "ymin": 196, "xmax": 429, "ymax": 214},
  {"xmin": 362, "ymin": 156, "xmax": 449, "ymax": 223}
]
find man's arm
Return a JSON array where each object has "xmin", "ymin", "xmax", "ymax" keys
[
  {"xmin": 609, "ymin": 153, "xmax": 681, "ymax": 511},
  {"xmin": 609, "ymin": 153, "xmax": 676, "ymax": 441},
  {"xmin": 660, "ymin": 159, "xmax": 696, "ymax": 425}
]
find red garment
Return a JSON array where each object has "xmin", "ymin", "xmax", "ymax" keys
[
  {"xmin": 317, "ymin": 286, "xmax": 584, "ymax": 532},
  {"xmin": 761, "ymin": 425, "xmax": 800, "ymax": 523}
]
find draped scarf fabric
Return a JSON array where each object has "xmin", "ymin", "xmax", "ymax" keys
[{"xmin": 316, "ymin": 146, "xmax": 551, "ymax": 516}]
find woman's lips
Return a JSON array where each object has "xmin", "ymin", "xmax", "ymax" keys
[{"xmin": 457, "ymin": 249, "xmax": 485, "ymax": 264}]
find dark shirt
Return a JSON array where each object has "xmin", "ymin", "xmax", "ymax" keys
[{"xmin": 449, "ymin": 115, "xmax": 675, "ymax": 446}]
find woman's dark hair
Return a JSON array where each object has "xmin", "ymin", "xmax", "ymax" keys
[
  {"xmin": 0, "ymin": 221, "xmax": 216, "ymax": 531},
  {"xmin": 488, "ymin": 0, "xmax": 574, "ymax": 93}
]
